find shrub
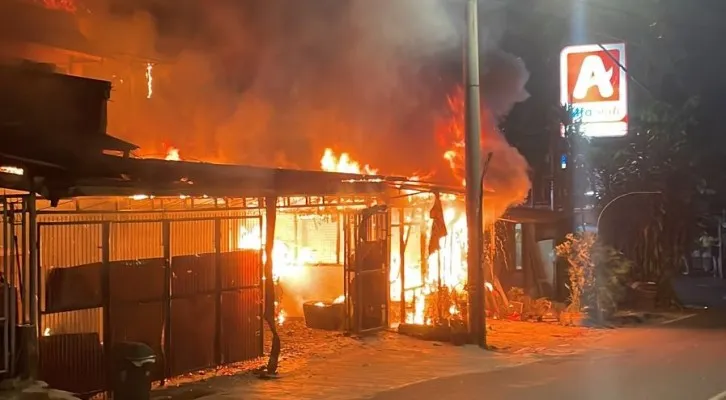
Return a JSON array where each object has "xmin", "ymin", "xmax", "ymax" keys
[{"xmin": 556, "ymin": 232, "xmax": 633, "ymax": 318}]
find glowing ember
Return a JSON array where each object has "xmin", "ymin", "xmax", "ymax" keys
[
  {"xmin": 165, "ymin": 147, "xmax": 180, "ymax": 161},
  {"xmin": 320, "ymin": 148, "xmax": 378, "ymax": 175},
  {"xmin": 27, "ymin": 0, "xmax": 76, "ymax": 12},
  {"xmin": 145, "ymin": 63, "xmax": 154, "ymax": 99},
  {"xmin": 0, "ymin": 166, "xmax": 24, "ymax": 175}
]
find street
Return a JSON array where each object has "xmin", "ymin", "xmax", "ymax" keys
[{"xmin": 370, "ymin": 310, "xmax": 726, "ymax": 400}]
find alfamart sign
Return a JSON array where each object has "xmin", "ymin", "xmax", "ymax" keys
[{"xmin": 560, "ymin": 43, "xmax": 628, "ymax": 137}]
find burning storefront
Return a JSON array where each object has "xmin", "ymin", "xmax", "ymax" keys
[
  {"xmin": 0, "ymin": 2, "xmax": 573, "ymax": 395},
  {"xmin": 0, "ymin": 64, "xmax": 569, "ymax": 397}
]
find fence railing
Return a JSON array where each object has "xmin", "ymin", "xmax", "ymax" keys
[{"xmin": 37, "ymin": 212, "xmax": 264, "ymax": 395}]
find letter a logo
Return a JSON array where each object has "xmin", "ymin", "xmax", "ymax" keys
[
  {"xmin": 573, "ymin": 55, "xmax": 613, "ymax": 100},
  {"xmin": 565, "ymin": 49, "xmax": 621, "ymax": 103}
]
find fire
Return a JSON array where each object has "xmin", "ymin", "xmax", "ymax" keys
[
  {"xmin": 237, "ymin": 225, "xmax": 316, "ymax": 325},
  {"xmin": 165, "ymin": 147, "xmax": 181, "ymax": 161},
  {"xmin": 436, "ymin": 86, "xmax": 532, "ymax": 221},
  {"xmin": 145, "ymin": 145, "xmax": 486, "ymax": 329},
  {"xmin": 319, "ymin": 150, "xmax": 472, "ymax": 326},
  {"xmin": 320, "ymin": 148, "xmax": 378, "ymax": 175},
  {"xmin": 146, "ymin": 63, "xmax": 154, "ymax": 99},
  {"xmin": 313, "ymin": 295, "xmax": 345, "ymax": 307},
  {"xmin": 0, "ymin": 166, "xmax": 24, "ymax": 176},
  {"xmin": 236, "ymin": 225, "xmax": 314, "ymax": 281},
  {"xmin": 438, "ymin": 88, "xmax": 467, "ymax": 187},
  {"xmin": 389, "ymin": 201, "xmax": 472, "ymax": 325}
]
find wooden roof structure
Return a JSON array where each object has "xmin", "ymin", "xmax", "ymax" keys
[{"xmin": 0, "ymin": 150, "xmax": 565, "ymax": 223}]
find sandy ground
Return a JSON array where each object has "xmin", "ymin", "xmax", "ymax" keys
[
  {"xmin": 153, "ymin": 317, "xmax": 599, "ymax": 398},
  {"xmin": 485, "ymin": 318, "xmax": 599, "ymax": 354}
]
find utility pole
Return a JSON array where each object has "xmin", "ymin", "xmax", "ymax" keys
[{"xmin": 464, "ymin": 0, "xmax": 486, "ymax": 348}]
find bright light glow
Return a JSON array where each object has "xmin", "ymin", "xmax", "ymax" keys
[
  {"xmin": 0, "ymin": 166, "xmax": 24, "ymax": 175},
  {"xmin": 165, "ymin": 147, "xmax": 180, "ymax": 161},
  {"xmin": 145, "ymin": 63, "xmax": 153, "ymax": 99},
  {"xmin": 560, "ymin": 43, "xmax": 628, "ymax": 137},
  {"xmin": 320, "ymin": 148, "xmax": 378, "ymax": 175}
]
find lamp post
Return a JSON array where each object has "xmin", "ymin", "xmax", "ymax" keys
[
  {"xmin": 596, "ymin": 191, "xmax": 662, "ymax": 231},
  {"xmin": 464, "ymin": 0, "xmax": 486, "ymax": 348},
  {"xmin": 594, "ymin": 190, "xmax": 661, "ymax": 322}
]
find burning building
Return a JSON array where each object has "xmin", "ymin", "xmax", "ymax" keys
[{"xmin": 0, "ymin": 0, "xmax": 573, "ymax": 396}]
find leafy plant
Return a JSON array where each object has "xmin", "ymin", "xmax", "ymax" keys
[
  {"xmin": 591, "ymin": 244, "xmax": 634, "ymax": 315},
  {"xmin": 556, "ymin": 232, "xmax": 633, "ymax": 317},
  {"xmin": 555, "ymin": 232, "xmax": 596, "ymax": 313}
]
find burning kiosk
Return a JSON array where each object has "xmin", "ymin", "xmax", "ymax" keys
[
  {"xmin": 0, "ymin": 63, "xmax": 565, "ymax": 396},
  {"xmin": 0, "ymin": 150, "xmax": 444, "ymax": 394}
]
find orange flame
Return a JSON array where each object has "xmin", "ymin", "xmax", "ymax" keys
[
  {"xmin": 438, "ymin": 87, "xmax": 468, "ymax": 187},
  {"xmin": 320, "ymin": 148, "xmax": 378, "ymax": 175},
  {"xmin": 165, "ymin": 147, "xmax": 181, "ymax": 161}
]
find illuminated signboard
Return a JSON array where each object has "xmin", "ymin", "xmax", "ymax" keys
[{"xmin": 560, "ymin": 43, "xmax": 628, "ymax": 137}]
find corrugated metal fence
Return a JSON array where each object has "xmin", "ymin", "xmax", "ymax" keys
[{"xmin": 37, "ymin": 209, "xmax": 264, "ymax": 395}]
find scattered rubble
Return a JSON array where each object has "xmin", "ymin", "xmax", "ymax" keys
[{"xmin": 156, "ymin": 319, "xmax": 364, "ymax": 390}]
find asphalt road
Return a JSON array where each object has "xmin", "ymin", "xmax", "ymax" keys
[{"xmin": 369, "ymin": 311, "xmax": 726, "ymax": 400}]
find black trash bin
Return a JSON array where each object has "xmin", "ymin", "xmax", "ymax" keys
[{"xmin": 111, "ymin": 342, "xmax": 156, "ymax": 400}]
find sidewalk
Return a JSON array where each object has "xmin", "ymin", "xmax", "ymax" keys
[
  {"xmin": 153, "ymin": 320, "xmax": 603, "ymax": 400},
  {"xmin": 188, "ymin": 335, "xmax": 529, "ymax": 400}
]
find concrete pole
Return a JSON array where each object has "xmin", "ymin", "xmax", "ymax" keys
[{"xmin": 464, "ymin": 0, "xmax": 486, "ymax": 348}]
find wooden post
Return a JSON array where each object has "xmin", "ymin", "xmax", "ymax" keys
[{"xmin": 263, "ymin": 196, "xmax": 280, "ymax": 375}]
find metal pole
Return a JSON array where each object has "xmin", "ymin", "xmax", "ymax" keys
[
  {"xmin": 464, "ymin": 0, "xmax": 485, "ymax": 348},
  {"xmin": 595, "ymin": 190, "xmax": 661, "ymax": 322},
  {"xmin": 718, "ymin": 211, "xmax": 724, "ymax": 279},
  {"xmin": 596, "ymin": 191, "xmax": 662, "ymax": 231},
  {"xmin": 398, "ymin": 208, "xmax": 406, "ymax": 325},
  {"xmin": 27, "ymin": 193, "xmax": 38, "ymax": 329}
]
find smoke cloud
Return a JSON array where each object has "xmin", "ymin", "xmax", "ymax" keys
[
  {"xmin": 63, "ymin": 0, "xmax": 462, "ymax": 171},
  {"xmin": 480, "ymin": 51, "xmax": 532, "ymax": 220},
  {"xmin": 15, "ymin": 0, "xmax": 531, "ymax": 210}
]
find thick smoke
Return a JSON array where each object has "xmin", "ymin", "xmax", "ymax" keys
[
  {"xmin": 43, "ymin": 0, "xmax": 530, "ymax": 200},
  {"xmin": 62, "ymin": 0, "xmax": 458, "ymax": 171},
  {"xmin": 480, "ymin": 51, "xmax": 532, "ymax": 220}
]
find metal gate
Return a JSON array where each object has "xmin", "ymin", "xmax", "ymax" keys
[
  {"xmin": 0, "ymin": 196, "xmax": 24, "ymax": 378},
  {"xmin": 343, "ymin": 205, "xmax": 390, "ymax": 334},
  {"xmin": 36, "ymin": 209, "xmax": 264, "ymax": 396}
]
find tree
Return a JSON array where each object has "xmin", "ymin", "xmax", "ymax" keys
[
  {"xmin": 570, "ymin": 99, "xmax": 704, "ymax": 286},
  {"xmin": 501, "ymin": 2, "xmax": 725, "ymax": 296}
]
